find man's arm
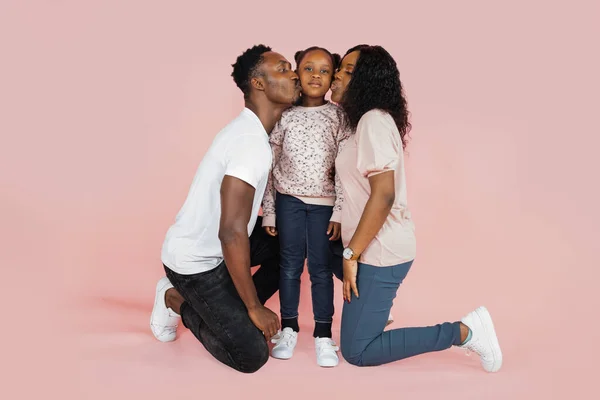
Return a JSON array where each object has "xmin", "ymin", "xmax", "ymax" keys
[
  {"xmin": 218, "ymin": 175, "xmax": 260, "ymax": 310},
  {"xmin": 218, "ymin": 175, "xmax": 280, "ymax": 339}
]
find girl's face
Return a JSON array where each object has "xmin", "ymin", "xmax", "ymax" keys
[
  {"xmin": 330, "ymin": 50, "xmax": 359, "ymax": 103},
  {"xmin": 297, "ymin": 49, "xmax": 335, "ymax": 100}
]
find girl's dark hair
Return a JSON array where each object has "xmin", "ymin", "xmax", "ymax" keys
[
  {"xmin": 294, "ymin": 46, "xmax": 341, "ymax": 71},
  {"xmin": 340, "ymin": 45, "xmax": 412, "ymax": 149}
]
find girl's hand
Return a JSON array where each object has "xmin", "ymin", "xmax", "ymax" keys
[
  {"xmin": 343, "ymin": 258, "xmax": 359, "ymax": 302},
  {"xmin": 264, "ymin": 226, "xmax": 278, "ymax": 236},
  {"xmin": 327, "ymin": 222, "xmax": 341, "ymax": 241}
]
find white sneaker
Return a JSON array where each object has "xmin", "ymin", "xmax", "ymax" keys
[
  {"xmin": 458, "ymin": 306, "xmax": 503, "ymax": 372},
  {"xmin": 271, "ymin": 327, "xmax": 298, "ymax": 359},
  {"xmin": 150, "ymin": 277, "xmax": 181, "ymax": 342},
  {"xmin": 315, "ymin": 337, "xmax": 340, "ymax": 367}
]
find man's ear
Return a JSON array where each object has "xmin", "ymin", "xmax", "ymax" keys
[{"xmin": 251, "ymin": 76, "xmax": 265, "ymax": 92}]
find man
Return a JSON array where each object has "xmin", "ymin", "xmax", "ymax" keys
[{"xmin": 150, "ymin": 44, "xmax": 300, "ymax": 373}]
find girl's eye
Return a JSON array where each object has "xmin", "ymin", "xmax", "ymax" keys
[{"xmin": 305, "ymin": 67, "xmax": 312, "ymax": 71}]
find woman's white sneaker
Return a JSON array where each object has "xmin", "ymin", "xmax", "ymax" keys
[
  {"xmin": 315, "ymin": 337, "xmax": 340, "ymax": 367},
  {"xmin": 271, "ymin": 327, "xmax": 298, "ymax": 359},
  {"xmin": 458, "ymin": 306, "xmax": 503, "ymax": 372}
]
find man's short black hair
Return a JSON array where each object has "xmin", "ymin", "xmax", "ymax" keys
[{"xmin": 231, "ymin": 44, "xmax": 272, "ymax": 98}]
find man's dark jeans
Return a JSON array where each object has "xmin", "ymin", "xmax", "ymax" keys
[{"xmin": 164, "ymin": 216, "xmax": 280, "ymax": 373}]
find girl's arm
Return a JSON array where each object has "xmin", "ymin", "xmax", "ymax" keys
[
  {"xmin": 330, "ymin": 119, "xmax": 352, "ymax": 224},
  {"xmin": 330, "ymin": 169, "xmax": 344, "ymax": 223},
  {"xmin": 261, "ymin": 121, "xmax": 284, "ymax": 229}
]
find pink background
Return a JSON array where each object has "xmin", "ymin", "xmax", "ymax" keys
[{"xmin": 2, "ymin": 0, "xmax": 599, "ymax": 398}]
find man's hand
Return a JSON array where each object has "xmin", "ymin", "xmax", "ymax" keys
[
  {"xmin": 248, "ymin": 305, "xmax": 280, "ymax": 341},
  {"xmin": 327, "ymin": 221, "xmax": 341, "ymax": 241},
  {"xmin": 343, "ymin": 258, "xmax": 359, "ymax": 302},
  {"xmin": 264, "ymin": 226, "xmax": 278, "ymax": 237}
]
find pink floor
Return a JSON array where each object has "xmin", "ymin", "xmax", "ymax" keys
[
  {"xmin": 3, "ymin": 1, "xmax": 598, "ymax": 398},
  {"xmin": 72, "ymin": 265, "xmax": 585, "ymax": 399}
]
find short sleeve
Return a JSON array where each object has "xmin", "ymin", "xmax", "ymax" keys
[
  {"xmin": 225, "ymin": 134, "xmax": 271, "ymax": 189},
  {"xmin": 356, "ymin": 111, "xmax": 400, "ymax": 178}
]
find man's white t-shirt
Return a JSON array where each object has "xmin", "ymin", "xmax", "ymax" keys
[{"xmin": 161, "ymin": 108, "xmax": 272, "ymax": 275}]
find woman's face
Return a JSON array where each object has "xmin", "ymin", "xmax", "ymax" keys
[{"xmin": 330, "ymin": 50, "xmax": 359, "ymax": 103}]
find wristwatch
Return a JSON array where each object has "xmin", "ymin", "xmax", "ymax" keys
[{"xmin": 343, "ymin": 247, "xmax": 360, "ymax": 261}]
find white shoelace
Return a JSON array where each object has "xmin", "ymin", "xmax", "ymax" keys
[
  {"xmin": 463, "ymin": 337, "xmax": 488, "ymax": 358},
  {"xmin": 315, "ymin": 338, "xmax": 339, "ymax": 354},
  {"xmin": 272, "ymin": 330, "xmax": 296, "ymax": 347}
]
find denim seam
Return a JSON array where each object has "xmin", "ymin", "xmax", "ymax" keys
[
  {"xmin": 305, "ymin": 205, "xmax": 335, "ymax": 323},
  {"xmin": 190, "ymin": 283, "xmax": 243, "ymax": 370}
]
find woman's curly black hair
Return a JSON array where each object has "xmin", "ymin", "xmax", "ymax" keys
[{"xmin": 340, "ymin": 45, "xmax": 412, "ymax": 149}]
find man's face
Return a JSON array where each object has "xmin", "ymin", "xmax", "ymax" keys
[{"xmin": 257, "ymin": 52, "xmax": 300, "ymax": 105}]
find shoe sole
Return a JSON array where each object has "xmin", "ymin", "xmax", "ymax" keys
[
  {"xmin": 271, "ymin": 351, "xmax": 294, "ymax": 360},
  {"xmin": 318, "ymin": 359, "xmax": 339, "ymax": 368},
  {"xmin": 474, "ymin": 306, "xmax": 503, "ymax": 372}
]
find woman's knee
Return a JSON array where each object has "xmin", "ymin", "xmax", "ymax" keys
[
  {"xmin": 340, "ymin": 334, "xmax": 366, "ymax": 367},
  {"xmin": 340, "ymin": 342, "xmax": 365, "ymax": 367}
]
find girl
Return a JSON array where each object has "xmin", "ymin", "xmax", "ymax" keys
[{"xmin": 261, "ymin": 46, "xmax": 346, "ymax": 367}]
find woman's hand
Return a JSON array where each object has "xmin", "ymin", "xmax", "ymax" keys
[
  {"xmin": 327, "ymin": 222, "xmax": 341, "ymax": 241},
  {"xmin": 343, "ymin": 258, "xmax": 359, "ymax": 302}
]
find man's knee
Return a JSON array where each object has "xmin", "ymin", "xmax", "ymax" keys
[{"xmin": 232, "ymin": 337, "xmax": 269, "ymax": 373}]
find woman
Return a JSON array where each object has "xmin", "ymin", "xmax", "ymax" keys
[{"xmin": 331, "ymin": 44, "xmax": 502, "ymax": 372}]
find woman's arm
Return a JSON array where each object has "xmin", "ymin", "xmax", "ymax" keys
[
  {"xmin": 346, "ymin": 170, "xmax": 395, "ymax": 255},
  {"xmin": 347, "ymin": 111, "xmax": 400, "ymax": 257},
  {"xmin": 342, "ymin": 111, "xmax": 400, "ymax": 301},
  {"xmin": 342, "ymin": 170, "xmax": 395, "ymax": 302}
]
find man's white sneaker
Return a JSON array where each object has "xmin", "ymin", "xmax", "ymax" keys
[
  {"xmin": 315, "ymin": 337, "xmax": 339, "ymax": 367},
  {"xmin": 271, "ymin": 327, "xmax": 298, "ymax": 359},
  {"xmin": 458, "ymin": 306, "xmax": 503, "ymax": 372},
  {"xmin": 150, "ymin": 276, "xmax": 181, "ymax": 342}
]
